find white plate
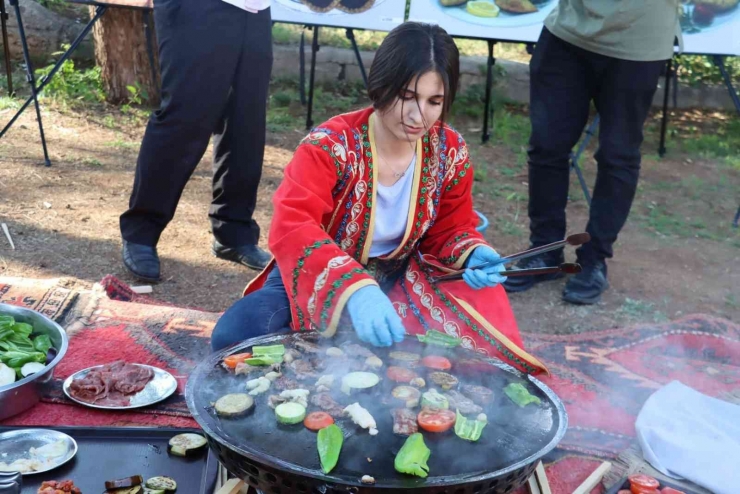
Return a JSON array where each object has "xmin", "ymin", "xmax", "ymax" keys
[
  {"xmin": 62, "ymin": 363, "xmax": 178, "ymax": 410},
  {"xmin": 274, "ymin": 0, "xmax": 391, "ymax": 16},
  {"xmin": 436, "ymin": 0, "xmax": 557, "ymax": 29},
  {"xmin": 0, "ymin": 429, "xmax": 77, "ymax": 476}
]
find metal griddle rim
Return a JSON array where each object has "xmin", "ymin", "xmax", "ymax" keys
[{"xmin": 186, "ymin": 333, "xmax": 568, "ymax": 488}]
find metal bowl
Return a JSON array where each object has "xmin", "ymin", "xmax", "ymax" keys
[{"xmin": 0, "ymin": 303, "xmax": 69, "ymax": 421}]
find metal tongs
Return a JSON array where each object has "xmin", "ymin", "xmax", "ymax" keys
[{"xmin": 431, "ymin": 232, "xmax": 590, "ymax": 283}]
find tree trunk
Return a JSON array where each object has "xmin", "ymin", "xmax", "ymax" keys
[{"xmin": 90, "ymin": 5, "xmax": 159, "ymax": 105}]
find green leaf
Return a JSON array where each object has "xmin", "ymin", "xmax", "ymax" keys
[
  {"xmin": 33, "ymin": 334, "xmax": 52, "ymax": 354},
  {"xmin": 12, "ymin": 322, "xmax": 33, "ymax": 338}
]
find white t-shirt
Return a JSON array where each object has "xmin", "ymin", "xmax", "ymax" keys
[
  {"xmin": 369, "ymin": 154, "xmax": 416, "ymax": 258},
  {"xmin": 243, "ymin": 0, "xmax": 270, "ymax": 12}
]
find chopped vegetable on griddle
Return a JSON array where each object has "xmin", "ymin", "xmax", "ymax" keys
[
  {"xmin": 421, "ymin": 388, "xmax": 449, "ymax": 409},
  {"xmin": 144, "ymin": 477, "xmax": 177, "ymax": 492},
  {"xmin": 340, "ymin": 371, "xmax": 380, "ymax": 395},
  {"xmin": 454, "ymin": 410, "xmax": 488, "ymax": 442},
  {"xmin": 416, "ymin": 330, "xmax": 462, "ymax": 348},
  {"xmin": 317, "ymin": 424, "xmax": 343, "ymax": 473},
  {"xmin": 504, "ymin": 383, "xmax": 541, "ymax": 407},
  {"xmin": 275, "ymin": 402, "xmax": 307, "ymax": 425},
  {"xmin": 214, "ymin": 394, "xmax": 254, "ymax": 418},
  {"xmin": 394, "ymin": 433, "xmax": 431, "ymax": 478}
]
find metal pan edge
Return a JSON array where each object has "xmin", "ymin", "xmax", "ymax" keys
[
  {"xmin": 62, "ymin": 364, "xmax": 178, "ymax": 410},
  {"xmin": 0, "ymin": 428, "xmax": 78, "ymax": 476}
]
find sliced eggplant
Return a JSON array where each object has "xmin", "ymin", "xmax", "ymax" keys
[
  {"xmin": 214, "ymin": 393, "xmax": 254, "ymax": 418},
  {"xmin": 391, "ymin": 386, "xmax": 421, "ymax": 408},
  {"xmin": 168, "ymin": 433, "xmax": 208, "ymax": 457},
  {"xmin": 340, "ymin": 372, "xmax": 380, "ymax": 395},
  {"xmin": 364, "ymin": 356, "xmax": 383, "ymax": 369},
  {"xmin": 388, "ymin": 351, "xmax": 420, "ymax": 367},
  {"xmin": 145, "ymin": 477, "xmax": 177, "ymax": 492},
  {"xmin": 143, "ymin": 490, "xmax": 165, "ymax": 494},
  {"xmin": 106, "ymin": 486, "xmax": 143, "ymax": 494},
  {"xmin": 429, "ymin": 371, "xmax": 459, "ymax": 391},
  {"xmin": 105, "ymin": 476, "xmax": 143, "ymax": 490},
  {"xmin": 326, "ymin": 347, "xmax": 344, "ymax": 357}
]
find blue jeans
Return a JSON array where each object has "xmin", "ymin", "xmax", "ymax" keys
[{"xmin": 211, "ymin": 265, "xmax": 291, "ymax": 351}]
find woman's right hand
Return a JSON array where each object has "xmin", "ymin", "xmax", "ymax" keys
[{"xmin": 346, "ymin": 286, "xmax": 406, "ymax": 347}]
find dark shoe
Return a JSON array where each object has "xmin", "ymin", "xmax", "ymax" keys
[
  {"xmin": 212, "ymin": 240, "xmax": 271, "ymax": 270},
  {"xmin": 122, "ymin": 240, "xmax": 161, "ymax": 282},
  {"xmin": 562, "ymin": 259, "xmax": 609, "ymax": 305},
  {"xmin": 502, "ymin": 249, "xmax": 565, "ymax": 293}
]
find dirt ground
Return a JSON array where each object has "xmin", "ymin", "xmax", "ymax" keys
[{"xmin": 0, "ymin": 91, "xmax": 738, "ymax": 336}]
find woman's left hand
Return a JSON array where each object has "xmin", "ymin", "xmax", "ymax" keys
[{"xmin": 462, "ymin": 246, "xmax": 507, "ymax": 290}]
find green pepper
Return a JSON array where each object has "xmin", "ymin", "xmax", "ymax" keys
[
  {"xmin": 252, "ymin": 344, "xmax": 285, "ymax": 357},
  {"xmin": 33, "ymin": 334, "xmax": 52, "ymax": 354},
  {"xmin": 394, "ymin": 433, "xmax": 431, "ymax": 478},
  {"xmin": 12, "ymin": 322, "xmax": 33, "ymax": 338},
  {"xmin": 317, "ymin": 424, "xmax": 343, "ymax": 474},
  {"xmin": 243, "ymin": 355, "xmax": 283, "ymax": 366},
  {"xmin": 454, "ymin": 410, "xmax": 487, "ymax": 442},
  {"xmin": 416, "ymin": 330, "xmax": 462, "ymax": 348},
  {"xmin": 504, "ymin": 383, "xmax": 541, "ymax": 407}
]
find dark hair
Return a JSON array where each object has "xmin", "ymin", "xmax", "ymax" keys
[{"xmin": 367, "ymin": 22, "xmax": 460, "ymax": 123}]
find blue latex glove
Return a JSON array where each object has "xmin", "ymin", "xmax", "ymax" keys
[
  {"xmin": 462, "ymin": 246, "xmax": 507, "ymax": 290},
  {"xmin": 346, "ymin": 285, "xmax": 406, "ymax": 347}
]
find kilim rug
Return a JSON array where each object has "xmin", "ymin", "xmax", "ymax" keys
[
  {"xmin": 0, "ymin": 276, "xmax": 78, "ymax": 321},
  {"xmin": 2, "ymin": 276, "xmax": 739, "ymax": 493}
]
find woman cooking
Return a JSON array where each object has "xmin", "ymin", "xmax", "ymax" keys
[{"xmin": 211, "ymin": 22, "xmax": 547, "ymax": 375}]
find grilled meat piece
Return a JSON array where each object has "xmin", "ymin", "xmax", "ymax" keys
[
  {"xmin": 289, "ymin": 359, "xmax": 318, "ymax": 379},
  {"xmin": 274, "ymin": 376, "xmax": 302, "ymax": 391},
  {"xmin": 461, "ymin": 384, "xmax": 495, "ymax": 405},
  {"xmin": 294, "ymin": 340, "xmax": 321, "ymax": 354},
  {"xmin": 391, "ymin": 408, "xmax": 418, "ymax": 436},
  {"xmin": 444, "ymin": 390, "xmax": 483, "ymax": 415},
  {"xmin": 310, "ymin": 392, "xmax": 345, "ymax": 418}
]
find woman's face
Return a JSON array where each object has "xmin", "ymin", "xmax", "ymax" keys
[{"xmin": 377, "ymin": 70, "xmax": 445, "ymax": 143}]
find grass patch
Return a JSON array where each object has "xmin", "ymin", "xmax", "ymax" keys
[{"xmin": 616, "ymin": 297, "xmax": 668, "ymax": 323}]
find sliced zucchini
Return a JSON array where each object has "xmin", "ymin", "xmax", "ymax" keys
[
  {"xmin": 105, "ymin": 476, "xmax": 143, "ymax": 490},
  {"xmin": 340, "ymin": 372, "xmax": 380, "ymax": 395},
  {"xmin": 168, "ymin": 433, "xmax": 207, "ymax": 457},
  {"xmin": 275, "ymin": 402, "xmax": 307, "ymax": 425},
  {"xmin": 214, "ymin": 394, "xmax": 254, "ymax": 418},
  {"xmin": 145, "ymin": 477, "xmax": 177, "ymax": 492}
]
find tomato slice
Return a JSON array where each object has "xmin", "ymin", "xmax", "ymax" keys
[
  {"xmin": 417, "ymin": 408, "xmax": 456, "ymax": 433},
  {"xmin": 421, "ymin": 355, "xmax": 452, "ymax": 371},
  {"xmin": 628, "ymin": 474, "xmax": 660, "ymax": 494},
  {"xmin": 661, "ymin": 488, "xmax": 686, "ymax": 494},
  {"xmin": 387, "ymin": 366, "xmax": 418, "ymax": 383},
  {"xmin": 631, "ymin": 489, "xmax": 659, "ymax": 494},
  {"xmin": 223, "ymin": 352, "xmax": 252, "ymax": 369},
  {"xmin": 303, "ymin": 412, "xmax": 334, "ymax": 431}
]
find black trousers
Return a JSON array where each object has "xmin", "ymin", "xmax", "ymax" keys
[
  {"xmin": 120, "ymin": 0, "xmax": 273, "ymax": 247},
  {"xmin": 527, "ymin": 28, "xmax": 665, "ymax": 262}
]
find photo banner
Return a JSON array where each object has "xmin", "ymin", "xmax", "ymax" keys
[
  {"xmin": 679, "ymin": 3, "xmax": 740, "ymax": 56},
  {"xmin": 271, "ymin": 0, "xmax": 407, "ymax": 32},
  {"xmin": 408, "ymin": 0, "xmax": 555, "ymax": 43}
]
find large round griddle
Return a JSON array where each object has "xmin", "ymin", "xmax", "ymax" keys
[{"xmin": 186, "ymin": 332, "xmax": 567, "ymax": 493}]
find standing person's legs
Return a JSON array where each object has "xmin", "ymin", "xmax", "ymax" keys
[
  {"xmin": 564, "ymin": 57, "xmax": 665, "ymax": 304},
  {"xmin": 119, "ymin": 0, "xmax": 249, "ymax": 279},
  {"xmin": 504, "ymin": 28, "xmax": 594, "ymax": 293},
  {"xmin": 211, "ymin": 8, "xmax": 274, "ymax": 270},
  {"xmin": 211, "ymin": 265, "xmax": 292, "ymax": 351}
]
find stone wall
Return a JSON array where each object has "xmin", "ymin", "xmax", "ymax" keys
[{"xmin": 272, "ymin": 44, "xmax": 738, "ymax": 111}]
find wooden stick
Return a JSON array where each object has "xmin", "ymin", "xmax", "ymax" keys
[
  {"xmin": 527, "ymin": 474, "xmax": 542, "ymax": 494},
  {"xmin": 572, "ymin": 461, "xmax": 612, "ymax": 494},
  {"xmin": 535, "ymin": 461, "xmax": 552, "ymax": 494},
  {"xmin": 215, "ymin": 478, "xmax": 244, "ymax": 494},
  {"xmin": 1, "ymin": 223, "xmax": 14, "ymax": 250}
]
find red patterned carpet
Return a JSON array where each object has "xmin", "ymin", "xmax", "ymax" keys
[{"xmin": 2, "ymin": 276, "xmax": 738, "ymax": 493}]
